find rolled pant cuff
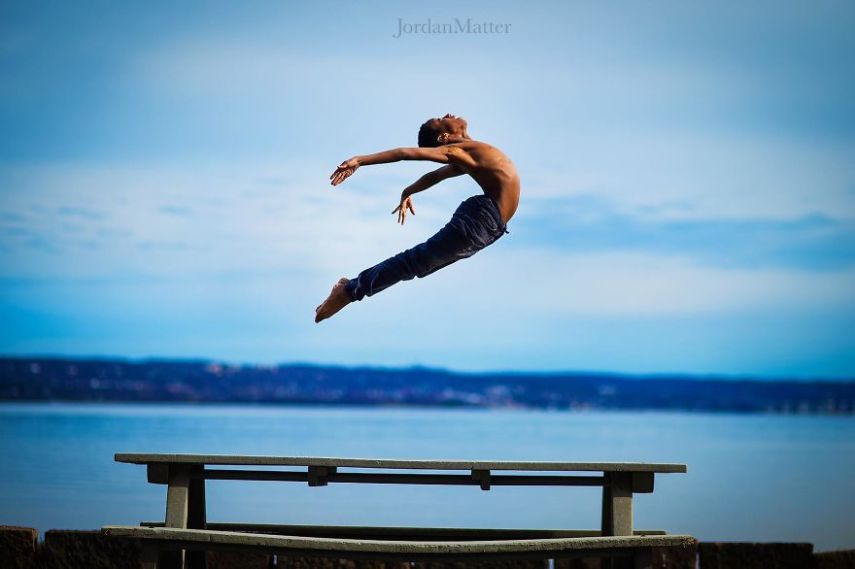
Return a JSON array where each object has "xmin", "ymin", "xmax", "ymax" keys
[{"xmin": 344, "ymin": 279, "xmax": 361, "ymax": 302}]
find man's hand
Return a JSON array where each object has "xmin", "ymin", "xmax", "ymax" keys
[
  {"xmin": 330, "ymin": 157, "xmax": 360, "ymax": 186},
  {"xmin": 392, "ymin": 195, "xmax": 415, "ymax": 225}
]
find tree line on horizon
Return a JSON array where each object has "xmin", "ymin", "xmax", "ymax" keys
[{"xmin": 0, "ymin": 356, "xmax": 852, "ymax": 414}]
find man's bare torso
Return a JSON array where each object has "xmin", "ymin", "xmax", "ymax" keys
[{"xmin": 445, "ymin": 140, "xmax": 520, "ymax": 223}]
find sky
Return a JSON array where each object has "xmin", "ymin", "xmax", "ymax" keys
[{"xmin": 1, "ymin": 0, "xmax": 854, "ymax": 377}]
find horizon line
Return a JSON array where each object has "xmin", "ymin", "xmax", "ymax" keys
[{"xmin": 2, "ymin": 353, "xmax": 853, "ymax": 384}]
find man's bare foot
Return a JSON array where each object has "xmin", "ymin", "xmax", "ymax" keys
[{"xmin": 315, "ymin": 278, "xmax": 353, "ymax": 323}]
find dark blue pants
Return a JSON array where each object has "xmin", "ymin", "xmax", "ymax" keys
[{"xmin": 345, "ymin": 194, "xmax": 509, "ymax": 301}]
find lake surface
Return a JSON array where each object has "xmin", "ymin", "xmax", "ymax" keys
[{"xmin": 0, "ymin": 403, "xmax": 852, "ymax": 551}]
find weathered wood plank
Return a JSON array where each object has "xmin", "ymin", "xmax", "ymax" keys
[
  {"xmin": 102, "ymin": 525, "xmax": 695, "ymax": 556},
  {"xmin": 115, "ymin": 454, "xmax": 687, "ymax": 473},
  {"xmin": 138, "ymin": 522, "xmax": 669, "ymax": 539}
]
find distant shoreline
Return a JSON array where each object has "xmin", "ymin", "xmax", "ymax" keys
[{"xmin": 2, "ymin": 356, "xmax": 853, "ymax": 415}]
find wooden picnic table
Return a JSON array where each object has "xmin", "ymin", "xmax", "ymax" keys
[{"xmin": 104, "ymin": 453, "xmax": 689, "ymax": 569}]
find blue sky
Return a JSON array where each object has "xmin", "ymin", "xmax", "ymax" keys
[{"xmin": 1, "ymin": 1, "xmax": 854, "ymax": 377}]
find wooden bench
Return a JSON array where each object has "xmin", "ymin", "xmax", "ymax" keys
[{"xmin": 101, "ymin": 453, "xmax": 691, "ymax": 569}]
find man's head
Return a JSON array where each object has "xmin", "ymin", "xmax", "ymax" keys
[{"xmin": 418, "ymin": 114, "xmax": 469, "ymax": 147}]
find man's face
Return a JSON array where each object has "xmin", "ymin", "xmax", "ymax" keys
[{"xmin": 437, "ymin": 114, "xmax": 467, "ymax": 135}]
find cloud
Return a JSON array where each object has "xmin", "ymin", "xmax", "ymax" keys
[
  {"xmin": 136, "ymin": 240, "xmax": 188, "ymax": 252},
  {"xmin": 0, "ymin": 211, "xmax": 24, "ymax": 222},
  {"xmin": 3, "ymin": 241, "xmax": 853, "ymax": 376},
  {"xmin": 128, "ymin": 34, "xmax": 855, "ymax": 231},
  {"xmin": 468, "ymin": 249, "xmax": 855, "ymax": 317},
  {"xmin": 512, "ymin": 196, "xmax": 855, "ymax": 270},
  {"xmin": 0, "ymin": 162, "xmax": 444, "ymax": 280},
  {"xmin": 158, "ymin": 205, "xmax": 192, "ymax": 216},
  {"xmin": 520, "ymin": 132, "xmax": 855, "ymax": 223},
  {"xmin": 56, "ymin": 206, "xmax": 104, "ymax": 220},
  {"xmin": 2, "ymin": 161, "xmax": 854, "ymax": 289}
]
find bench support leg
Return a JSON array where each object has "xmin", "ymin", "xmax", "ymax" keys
[
  {"xmin": 186, "ymin": 465, "xmax": 207, "ymax": 569},
  {"xmin": 160, "ymin": 464, "xmax": 191, "ymax": 569},
  {"xmin": 601, "ymin": 472, "xmax": 635, "ymax": 569},
  {"xmin": 601, "ymin": 472, "xmax": 633, "ymax": 536}
]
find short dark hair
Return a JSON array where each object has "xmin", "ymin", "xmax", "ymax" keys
[{"xmin": 418, "ymin": 120, "xmax": 441, "ymax": 148}]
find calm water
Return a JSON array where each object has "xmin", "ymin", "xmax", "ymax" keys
[{"xmin": 0, "ymin": 403, "xmax": 853, "ymax": 551}]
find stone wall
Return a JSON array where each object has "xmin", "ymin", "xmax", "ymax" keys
[
  {"xmin": 816, "ymin": 550, "xmax": 855, "ymax": 569},
  {"xmin": 0, "ymin": 526, "xmax": 37, "ymax": 569},
  {"xmin": 698, "ymin": 542, "xmax": 816, "ymax": 569}
]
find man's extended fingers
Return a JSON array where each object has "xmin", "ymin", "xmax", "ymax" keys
[
  {"xmin": 407, "ymin": 202, "xmax": 415, "ymax": 215},
  {"xmin": 330, "ymin": 166, "xmax": 354, "ymax": 186},
  {"xmin": 331, "ymin": 169, "xmax": 349, "ymax": 186}
]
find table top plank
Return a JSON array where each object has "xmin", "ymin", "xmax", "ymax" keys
[
  {"xmin": 102, "ymin": 526, "xmax": 696, "ymax": 554},
  {"xmin": 115, "ymin": 453, "xmax": 686, "ymax": 473}
]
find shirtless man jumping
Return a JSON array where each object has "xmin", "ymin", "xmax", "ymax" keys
[{"xmin": 315, "ymin": 114, "xmax": 520, "ymax": 323}]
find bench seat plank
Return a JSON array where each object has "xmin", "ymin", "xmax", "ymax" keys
[
  {"xmin": 103, "ymin": 526, "xmax": 695, "ymax": 556},
  {"xmin": 139, "ymin": 521, "xmax": 668, "ymax": 539},
  {"xmin": 115, "ymin": 454, "xmax": 686, "ymax": 473}
]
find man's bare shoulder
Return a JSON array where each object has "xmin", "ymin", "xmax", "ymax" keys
[
  {"xmin": 447, "ymin": 140, "xmax": 508, "ymax": 163},
  {"xmin": 446, "ymin": 139, "xmax": 513, "ymax": 171},
  {"xmin": 451, "ymin": 139, "xmax": 499, "ymax": 152}
]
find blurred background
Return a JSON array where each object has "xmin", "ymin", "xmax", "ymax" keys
[{"xmin": 1, "ymin": 0, "xmax": 853, "ymax": 554}]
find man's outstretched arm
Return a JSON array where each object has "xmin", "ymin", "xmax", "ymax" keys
[
  {"xmin": 404, "ymin": 165, "xmax": 464, "ymax": 197},
  {"xmin": 330, "ymin": 146, "xmax": 457, "ymax": 186},
  {"xmin": 392, "ymin": 165, "xmax": 465, "ymax": 224}
]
